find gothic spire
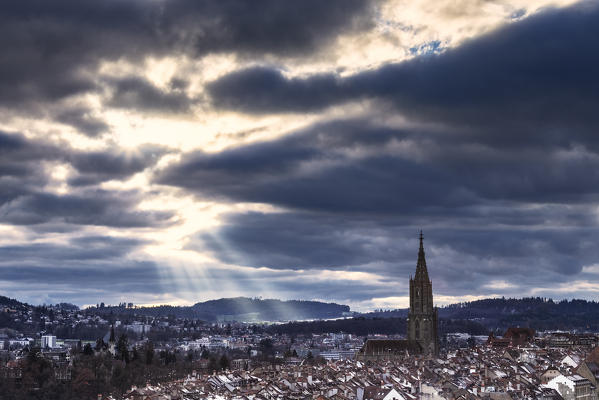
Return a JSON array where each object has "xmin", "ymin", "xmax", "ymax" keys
[{"xmin": 415, "ymin": 230, "xmax": 429, "ymax": 281}]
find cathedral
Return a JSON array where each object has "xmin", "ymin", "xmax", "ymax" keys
[{"xmin": 357, "ymin": 232, "xmax": 439, "ymax": 360}]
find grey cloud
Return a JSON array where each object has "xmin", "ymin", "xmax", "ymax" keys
[
  {"xmin": 0, "ymin": 131, "xmax": 175, "ymax": 230},
  {"xmin": 106, "ymin": 76, "xmax": 194, "ymax": 114},
  {"xmin": 0, "ymin": 190, "xmax": 175, "ymax": 228},
  {"xmin": 191, "ymin": 210, "xmax": 599, "ymax": 298},
  {"xmin": 160, "ymin": 107, "xmax": 599, "ymax": 299},
  {"xmin": 0, "ymin": 262, "xmax": 165, "ymax": 295},
  {"xmin": 0, "ymin": 130, "xmax": 170, "ymax": 189},
  {"xmin": 156, "ymin": 118, "xmax": 599, "ymax": 212},
  {"xmin": 67, "ymin": 145, "xmax": 170, "ymax": 187},
  {"xmin": 0, "ymin": 236, "xmax": 148, "ymax": 263},
  {"xmin": 0, "ymin": 131, "xmax": 63, "ymax": 204},
  {"xmin": 54, "ymin": 106, "xmax": 110, "ymax": 137},
  {"xmin": 208, "ymin": 68, "xmax": 342, "ymax": 113},
  {"xmin": 0, "ymin": 0, "xmax": 377, "ymax": 113},
  {"xmin": 161, "ymin": 0, "xmax": 379, "ymax": 57},
  {"xmin": 190, "ymin": 212, "xmax": 408, "ymax": 270},
  {"xmin": 207, "ymin": 1, "xmax": 599, "ymax": 148},
  {"xmin": 0, "ymin": 235, "xmax": 168, "ymax": 301}
]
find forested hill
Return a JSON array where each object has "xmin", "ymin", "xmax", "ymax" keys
[
  {"xmin": 363, "ymin": 297, "xmax": 599, "ymax": 332},
  {"xmin": 88, "ymin": 297, "xmax": 351, "ymax": 322},
  {"xmin": 5, "ymin": 294, "xmax": 599, "ymax": 330},
  {"xmin": 0, "ymin": 295, "xmax": 29, "ymax": 310},
  {"xmin": 191, "ymin": 297, "xmax": 351, "ymax": 321}
]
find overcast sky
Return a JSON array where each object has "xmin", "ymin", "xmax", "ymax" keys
[{"xmin": 1, "ymin": 0, "xmax": 598, "ymax": 310}]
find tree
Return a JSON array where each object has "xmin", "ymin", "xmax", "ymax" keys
[
  {"xmin": 259, "ymin": 338, "xmax": 273, "ymax": 354},
  {"xmin": 201, "ymin": 348, "xmax": 210, "ymax": 359},
  {"xmin": 467, "ymin": 335, "xmax": 476, "ymax": 348},
  {"xmin": 219, "ymin": 354, "xmax": 230, "ymax": 371},
  {"xmin": 144, "ymin": 341, "xmax": 154, "ymax": 365},
  {"xmin": 72, "ymin": 367, "xmax": 95, "ymax": 399},
  {"xmin": 208, "ymin": 356, "xmax": 218, "ymax": 372},
  {"xmin": 116, "ymin": 334, "xmax": 130, "ymax": 363},
  {"xmin": 95, "ymin": 337, "xmax": 106, "ymax": 351},
  {"xmin": 83, "ymin": 343, "xmax": 94, "ymax": 356}
]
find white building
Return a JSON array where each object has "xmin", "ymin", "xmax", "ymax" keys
[
  {"xmin": 41, "ymin": 335, "xmax": 57, "ymax": 349},
  {"xmin": 546, "ymin": 374, "xmax": 595, "ymax": 400},
  {"xmin": 358, "ymin": 386, "xmax": 406, "ymax": 400}
]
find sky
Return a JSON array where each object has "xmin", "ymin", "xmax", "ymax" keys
[{"xmin": 1, "ymin": 0, "xmax": 598, "ymax": 311}]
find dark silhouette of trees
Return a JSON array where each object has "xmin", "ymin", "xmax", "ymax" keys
[
  {"xmin": 219, "ymin": 354, "xmax": 230, "ymax": 371},
  {"xmin": 82, "ymin": 343, "xmax": 94, "ymax": 356},
  {"xmin": 144, "ymin": 341, "xmax": 154, "ymax": 365}
]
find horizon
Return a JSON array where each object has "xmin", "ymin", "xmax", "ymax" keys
[
  {"xmin": 1, "ymin": 0, "xmax": 599, "ymax": 310},
  {"xmin": 4, "ymin": 293, "xmax": 597, "ymax": 314}
]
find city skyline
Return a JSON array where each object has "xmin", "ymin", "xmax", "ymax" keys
[{"xmin": 1, "ymin": 0, "xmax": 598, "ymax": 310}]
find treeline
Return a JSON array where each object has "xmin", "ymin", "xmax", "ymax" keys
[
  {"xmin": 0, "ymin": 295, "xmax": 29, "ymax": 310},
  {"xmin": 267, "ymin": 317, "xmax": 488, "ymax": 336},
  {"xmin": 357, "ymin": 298, "xmax": 599, "ymax": 333},
  {"xmin": 88, "ymin": 297, "xmax": 350, "ymax": 322},
  {"xmin": 440, "ymin": 297, "xmax": 599, "ymax": 332},
  {"xmin": 193, "ymin": 297, "xmax": 349, "ymax": 321},
  {"xmin": 268, "ymin": 317, "xmax": 406, "ymax": 336}
]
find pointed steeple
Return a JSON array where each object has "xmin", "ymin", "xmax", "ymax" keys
[{"xmin": 415, "ymin": 230, "xmax": 429, "ymax": 281}]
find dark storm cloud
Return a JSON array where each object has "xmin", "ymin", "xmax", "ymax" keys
[
  {"xmin": 106, "ymin": 76, "xmax": 195, "ymax": 114},
  {"xmin": 208, "ymin": 68, "xmax": 342, "ymax": 113},
  {"xmin": 67, "ymin": 145, "xmax": 170, "ymax": 187},
  {"xmin": 157, "ymin": 118, "xmax": 599, "ymax": 212},
  {"xmin": 0, "ymin": 131, "xmax": 174, "ymax": 229},
  {"xmin": 190, "ymin": 211, "xmax": 405, "ymax": 270},
  {"xmin": 0, "ymin": 0, "xmax": 377, "ymax": 112},
  {"xmin": 156, "ymin": 119, "xmax": 461, "ymax": 212},
  {"xmin": 0, "ymin": 236, "xmax": 148, "ymax": 263},
  {"xmin": 54, "ymin": 106, "xmax": 110, "ymax": 137},
  {"xmin": 0, "ymin": 190, "xmax": 174, "ymax": 228},
  {"xmin": 0, "ymin": 130, "xmax": 165, "ymax": 188},
  {"xmin": 159, "ymin": 0, "xmax": 378, "ymax": 57},
  {"xmin": 0, "ymin": 263, "xmax": 165, "ymax": 294},
  {"xmin": 191, "ymin": 209, "xmax": 599, "ymax": 299},
  {"xmin": 0, "ymin": 131, "xmax": 63, "ymax": 174},
  {"xmin": 0, "ymin": 131, "xmax": 63, "ymax": 205},
  {"xmin": 0, "ymin": 235, "xmax": 168, "ymax": 297},
  {"xmin": 193, "ymin": 212, "xmax": 599, "ymax": 273},
  {"xmin": 208, "ymin": 1, "xmax": 599, "ymax": 145}
]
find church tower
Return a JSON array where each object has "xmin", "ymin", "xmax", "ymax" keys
[{"xmin": 408, "ymin": 231, "xmax": 439, "ymax": 356}]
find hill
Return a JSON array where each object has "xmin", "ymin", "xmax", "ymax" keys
[
  {"xmin": 0, "ymin": 294, "xmax": 29, "ymax": 310},
  {"xmin": 5, "ymin": 294, "xmax": 599, "ymax": 331},
  {"xmin": 89, "ymin": 297, "xmax": 351, "ymax": 322},
  {"xmin": 191, "ymin": 297, "xmax": 351, "ymax": 321},
  {"xmin": 362, "ymin": 297, "xmax": 599, "ymax": 332}
]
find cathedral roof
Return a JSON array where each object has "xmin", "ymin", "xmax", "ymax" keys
[
  {"xmin": 414, "ymin": 231, "xmax": 430, "ymax": 282},
  {"xmin": 359, "ymin": 339, "xmax": 422, "ymax": 355}
]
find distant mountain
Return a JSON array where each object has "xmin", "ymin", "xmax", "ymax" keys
[
  {"xmin": 192, "ymin": 297, "xmax": 351, "ymax": 321},
  {"xmin": 362, "ymin": 297, "xmax": 599, "ymax": 332},
  {"xmin": 89, "ymin": 297, "xmax": 351, "ymax": 322}
]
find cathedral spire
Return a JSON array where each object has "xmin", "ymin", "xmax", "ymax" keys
[{"xmin": 415, "ymin": 230, "xmax": 429, "ymax": 281}]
